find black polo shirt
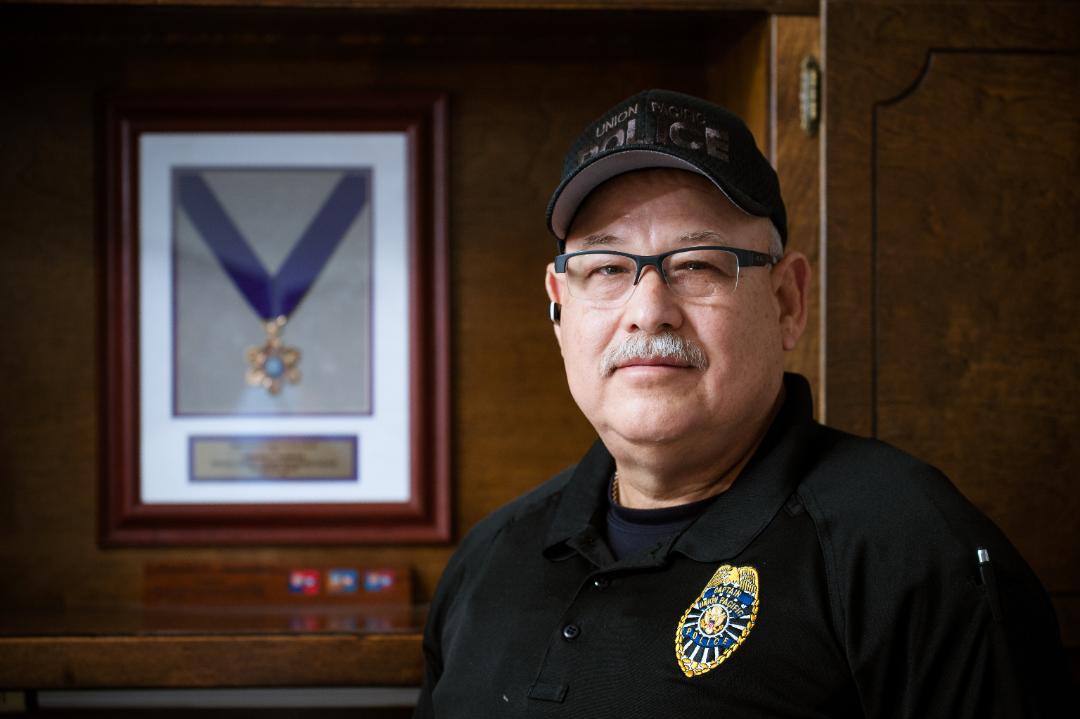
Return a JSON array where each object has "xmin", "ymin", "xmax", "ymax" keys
[{"xmin": 416, "ymin": 374, "xmax": 1065, "ymax": 718}]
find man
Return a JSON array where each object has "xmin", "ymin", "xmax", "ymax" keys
[{"xmin": 415, "ymin": 89, "xmax": 1065, "ymax": 717}]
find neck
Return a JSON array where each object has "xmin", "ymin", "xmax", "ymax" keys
[{"xmin": 610, "ymin": 384, "xmax": 785, "ymax": 509}]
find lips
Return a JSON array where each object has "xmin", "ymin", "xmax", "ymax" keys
[{"xmin": 615, "ymin": 356, "xmax": 694, "ymax": 370}]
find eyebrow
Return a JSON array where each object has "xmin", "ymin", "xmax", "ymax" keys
[
  {"xmin": 579, "ymin": 234, "xmax": 621, "ymax": 248},
  {"xmin": 677, "ymin": 230, "xmax": 729, "ymax": 245}
]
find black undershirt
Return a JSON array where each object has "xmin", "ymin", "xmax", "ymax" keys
[{"xmin": 604, "ymin": 477, "xmax": 718, "ymax": 560}]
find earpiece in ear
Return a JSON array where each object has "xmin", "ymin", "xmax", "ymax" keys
[{"xmin": 549, "ymin": 301, "xmax": 561, "ymax": 324}]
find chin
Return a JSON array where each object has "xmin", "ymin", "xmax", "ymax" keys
[{"xmin": 596, "ymin": 402, "xmax": 705, "ymax": 446}]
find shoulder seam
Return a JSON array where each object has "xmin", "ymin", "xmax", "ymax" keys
[{"xmin": 796, "ymin": 482, "xmax": 848, "ymax": 659}]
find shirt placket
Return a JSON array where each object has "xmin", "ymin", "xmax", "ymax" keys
[{"xmin": 527, "ymin": 529, "xmax": 674, "ymax": 708}]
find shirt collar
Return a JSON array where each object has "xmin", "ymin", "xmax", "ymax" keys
[
  {"xmin": 673, "ymin": 374, "xmax": 816, "ymax": 562},
  {"xmin": 542, "ymin": 373, "xmax": 816, "ymax": 564},
  {"xmin": 543, "ymin": 438, "xmax": 614, "ymax": 559}
]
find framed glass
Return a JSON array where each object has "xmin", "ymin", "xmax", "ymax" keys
[{"xmin": 100, "ymin": 93, "xmax": 450, "ymax": 545}]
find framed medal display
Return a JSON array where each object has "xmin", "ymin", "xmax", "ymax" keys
[{"xmin": 100, "ymin": 93, "xmax": 449, "ymax": 545}]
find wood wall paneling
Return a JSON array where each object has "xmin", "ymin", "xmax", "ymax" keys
[
  {"xmin": 876, "ymin": 49, "xmax": 1080, "ymax": 601},
  {"xmin": 770, "ymin": 14, "xmax": 821, "ymax": 416},
  {"xmin": 0, "ymin": 5, "xmax": 775, "ymax": 611},
  {"xmin": 0, "ymin": 634, "xmax": 423, "ymax": 688},
  {"xmin": 825, "ymin": 0, "xmax": 1080, "ymax": 647},
  {"xmin": 707, "ymin": 17, "xmax": 770, "ymax": 150},
  {"xmin": 10, "ymin": 0, "xmax": 820, "ymax": 13}
]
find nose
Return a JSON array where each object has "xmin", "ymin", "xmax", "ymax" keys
[{"xmin": 622, "ymin": 265, "xmax": 684, "ymax": 333}]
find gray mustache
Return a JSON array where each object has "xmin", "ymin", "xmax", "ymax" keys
[{"xmin": 599, "ymin": 332, "xmax": 708, "ymax": 376}]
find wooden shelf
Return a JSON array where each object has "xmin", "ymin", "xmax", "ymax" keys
[
  {"xmin": 7, "ymin": 0, "xmax": 819, "ymax": 15},
  {"xmin": 0, "ymin": 607, "xmax": 425, "ymax": 689}
]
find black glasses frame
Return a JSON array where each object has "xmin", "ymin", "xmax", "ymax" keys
[{"xmin": 553, "ymin": 244, "xmax": 776, "ymax": 290}]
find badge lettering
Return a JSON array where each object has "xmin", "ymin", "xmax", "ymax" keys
[
  {"xmin": 668, "ymin": 121, "xmax": 704, "ymax": 151},
  {"xmin": 647, "ymin": 103, "xmax": 731, "ymax": 162},
  {"xmin": 705, "ymin": 126, "xmax": 730, "ymax": 162},
  {"xmin": 577, "ymin": 101, "xmax": 730, "ymax": 166},
  {"xmin": 675, "ymin": 564, "xmax": 759, "ymax": 677},
  {"xmin": 595, "ymin": 103, "xmax": 639, "ymax": 137},
  {"xmin": 578, "ymin": 118, "xmax": 635, "ymax": 164}
]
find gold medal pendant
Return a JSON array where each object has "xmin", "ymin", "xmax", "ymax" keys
[
  {"xmin": 675, "ymin": 564, "xmax": 760, "ymax": 677},
  {"xmin": 246, "ymin": 315, "xmax": 301, "ymax": 395}
]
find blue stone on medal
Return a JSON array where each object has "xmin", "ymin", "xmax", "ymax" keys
[
  {"xmin": 245, "ymin": 316, "xmax": 301, "ymax": 395},
  {"xmin": 264, "ymin": 356, "xmax": 285, "ymax": 379}
]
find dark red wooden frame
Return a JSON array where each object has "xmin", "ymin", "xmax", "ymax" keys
[{"xmin": 100, "ymin": 93, "xmax": 450, "ymax": 545}]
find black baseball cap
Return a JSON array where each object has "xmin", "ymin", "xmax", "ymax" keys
[{"xmin": 545, "ymin": 89, "xmax": 787, "ymax": 244}]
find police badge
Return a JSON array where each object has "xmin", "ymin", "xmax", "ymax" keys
[{"xmin": 675, "ymin": 564, "xmax": 759, "ymax": 677}]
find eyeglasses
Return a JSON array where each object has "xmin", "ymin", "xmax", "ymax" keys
[{"xmin": 553, "ymin": 245, "xmax": 777, "ymax": 305}]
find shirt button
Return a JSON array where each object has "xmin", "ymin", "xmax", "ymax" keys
[
  {"xmin": 562, "ymin": 624, "xmax": 581, "ymax": 641},
  {"xmin": 592, "ymin": 577, "xmax": 610, "ymax": 590}
]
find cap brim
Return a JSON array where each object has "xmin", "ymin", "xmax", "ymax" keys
[{"xmin": 547, "ymin": 149, "xmax": 758, "ymax": 240}]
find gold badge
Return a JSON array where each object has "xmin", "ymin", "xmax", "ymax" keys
[{"xmin": 675, "ymin": 564, "xmax": 759, "ymax": 677}]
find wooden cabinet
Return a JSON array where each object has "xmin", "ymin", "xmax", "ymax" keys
[
  {"xmin": 0, "ymin": 0, "xmax": 822, "ymax": 693},
  {"xmin": 824, "ymin": 0, "xmax": 1079, "ymax": 650},
  {"xmin": 0, "ymin": 0, "xmax": 819, "ymax": 614},
  {"xmin": 1, "ymin": 0, "xmax": 1076, "ymax": 692}
]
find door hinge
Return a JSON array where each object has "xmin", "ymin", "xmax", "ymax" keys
[{"xmin": 799, "ymin": 55, "xmax": 821, "ymax": 136}]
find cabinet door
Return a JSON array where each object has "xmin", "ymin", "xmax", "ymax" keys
[{"xmin": 824, "ymin": 0, "xmax": 1079, "ymax": 646}]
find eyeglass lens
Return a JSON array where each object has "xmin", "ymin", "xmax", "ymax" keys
[{"xmin": 564, "ymin": 249, "xmax": 741, "ymax": 302}]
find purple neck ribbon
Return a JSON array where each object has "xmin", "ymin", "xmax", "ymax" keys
[{"xmin": 176, "ymin": 170, "xmax": 368, "ymax": 320}]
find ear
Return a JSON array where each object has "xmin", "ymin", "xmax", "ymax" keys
[
  {"xmin": 770, "ymin": 251, "xmax": 811, "ymax": 351},
  {"xmin": 545, "ymin": 262, "xmax": 564, "ymax": 348}
]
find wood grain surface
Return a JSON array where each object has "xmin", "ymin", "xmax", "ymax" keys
[
  {"xmin": 0, "ymin": 3, "xmax": 777, "ymax": 614},
  {"xmin": 825, "ymin": 0, "xmax": 1080, "ymax": 646},
  {"xmin": 770, "ymin": 14, "xmax": 821, "ymax": 417},
  {"xmin": 8, "ymin": 0, "xmax": 819, "ymax": 14},
  {"xmin": 0, "ymin": 634, "xmax": 423, "ymax": 688}
]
